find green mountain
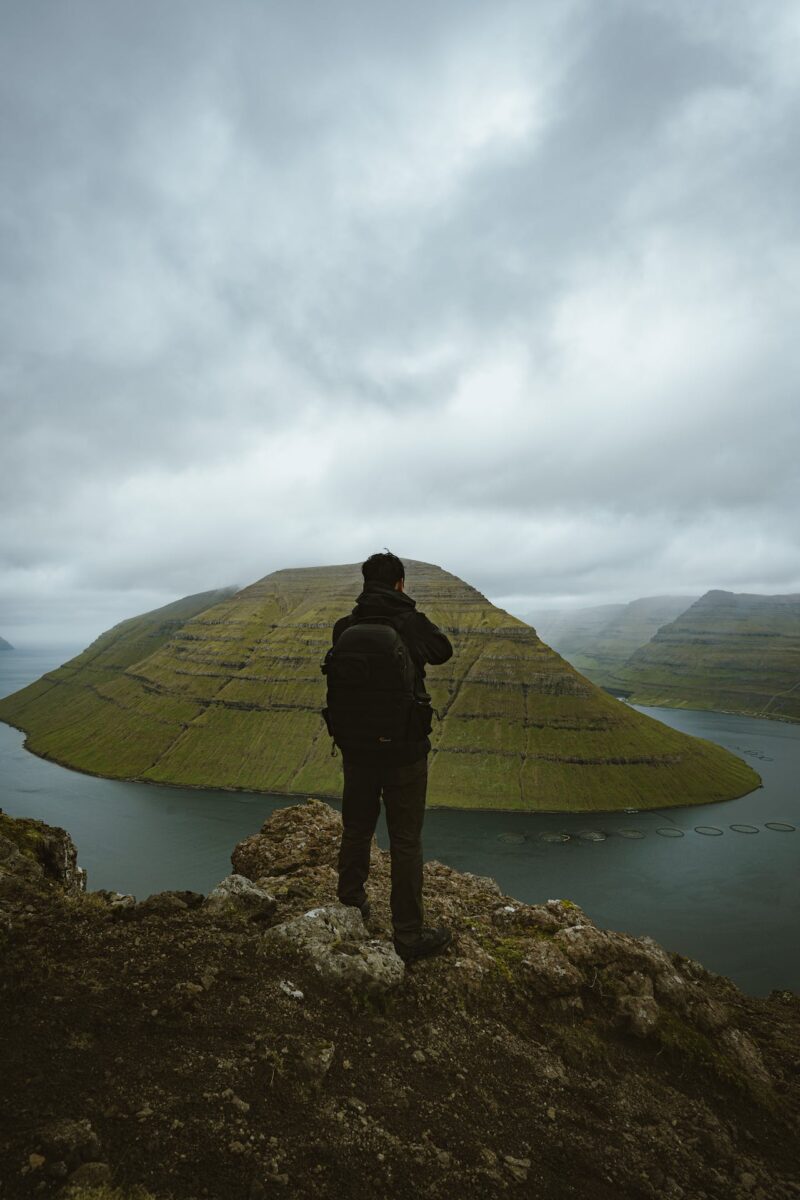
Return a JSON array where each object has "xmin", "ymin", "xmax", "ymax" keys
[
  {"xmin": 0, "ymin": 562, "xmax": 759, "ymax": 811},
  {"xmin": 611, "ymin": 589, "xmax": 800, "ymax": 722},
  {"xmin": 0, "ymin": 636, "xmax": 13, "ymax": 651},
  {"xmin": 531, "ymin": 596, "xmax": 697, "ymax": 686}
]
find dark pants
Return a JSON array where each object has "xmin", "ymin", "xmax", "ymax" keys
[{"xmin": 337, "ymin": 755, "xmax": 427, "ymax": 945}]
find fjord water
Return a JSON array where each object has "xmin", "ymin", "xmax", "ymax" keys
[{"xmin": 1, "ymin": 648, "xmax": 798, "ymax": 996}]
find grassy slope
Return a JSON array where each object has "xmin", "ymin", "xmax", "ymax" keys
[
  {"xmin": 0, "ymin": 563, "xmax": 759, "ymax": 811},
  {"xmin": 612, "ymin": 590, "xmax": 800, "ymax": 722}
]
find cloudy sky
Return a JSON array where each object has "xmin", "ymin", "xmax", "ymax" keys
[{"xmin": 3, "ymin": 0, "xmax": 799, "ymax": 645}]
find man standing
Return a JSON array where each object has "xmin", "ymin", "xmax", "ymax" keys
[{"xmin": 324, "ymin": 552, "xmax": 453, "ymax": 964}]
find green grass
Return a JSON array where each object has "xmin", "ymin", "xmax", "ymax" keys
[
  {"xmin": 0, "ymin": 562, "xmax": 761, "ymax": 811},
  {"xmin": 611, "ymin": 590, "xmax": 800, "ymax": 722}
]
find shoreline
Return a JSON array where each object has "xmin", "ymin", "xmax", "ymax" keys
[{"xmin": 1, "ymin": 714, "xmax": 764, "ymax": 817}]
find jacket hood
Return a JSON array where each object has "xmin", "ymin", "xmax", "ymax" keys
[{"xmin": 352, "ymin": 579, "xmax": 417, "ymax": 618}]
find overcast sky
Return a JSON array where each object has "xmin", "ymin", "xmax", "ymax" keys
[{"xmin": 3, "ymin": 0, "xmax": 799, "ymax": 646}]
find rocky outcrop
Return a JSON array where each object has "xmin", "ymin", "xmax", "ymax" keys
[
  {"xmin": 264, "ymin": 904, "xmax": 405, "ymax": 995},
  {"xmin": 203, "ymin": 874, "xmax": 277, "ymax": 921},
  {"xmin": 0, "ymin": 809, "xmax": 86, "ymax": 894},
  {"xmin": 1, "ymin": 802, "xmax": 798, "ymax": 1200}
]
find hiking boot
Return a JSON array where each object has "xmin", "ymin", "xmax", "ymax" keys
[{"xmin": 393, "ymin": 926, "xmax": 453, "ymax": 964}]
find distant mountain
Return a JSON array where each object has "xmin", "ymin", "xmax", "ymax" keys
[
  {"xmin": 0, "ymin": 561, "xmax": 759, "ymax": 811},
  {"xmin": 0, "ymin": 636, "xmax": 13, "ymax": 651},
  {"xmin": 529, "ymin": 596, "xmax": 697, "ymax": 686},
  {"xmin": 612, "ymin": 590, "xmax": 800, "ymax": 722},
  {"xmin": 528, "ymin": 604, "xmax": 625, "ymax": 674}
]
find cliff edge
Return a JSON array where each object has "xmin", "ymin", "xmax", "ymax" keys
[{"xmin": 1, "ymin": 803, "xmax": 798, "ymax": 1200}]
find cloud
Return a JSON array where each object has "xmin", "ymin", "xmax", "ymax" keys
[{"xmin": 2, "ymin": 0, "xmax": 800, "ymax": 644}]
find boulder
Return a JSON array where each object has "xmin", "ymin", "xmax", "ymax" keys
[
  {"xmin": 232, "ymin": 799, "xmax": 342, "ymax": 880},
  {"xmin": 204, "ymin": 874, "xmax": 277, "ymax": 920},
  {"xmin": 519, "ymin": 939, "xmax": 585, "ymax": 997},
  {"xmin": 264, "ymin": 904, "xmax": 404, "ymax": 995}
]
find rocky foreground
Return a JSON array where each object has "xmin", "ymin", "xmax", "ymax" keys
[{"xmin": 1, "ymin": 803, "xmax": 799, "ymax": 1200}]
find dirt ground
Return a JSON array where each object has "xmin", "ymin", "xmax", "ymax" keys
[{"xmin": 1, "ymin": 802, "xmax": 799, "ymax": 1200}]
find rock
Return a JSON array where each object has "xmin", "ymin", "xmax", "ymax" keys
[
  {"xmin": 279, "ymin": 980, "xmax": 304, "ymax": 1000},
  {"xmin": 232, "ymin": 799, "xmax": 343, "ymax": 879},
  {"xmin": 0, "ymin": 815, "xmax": 86, "ymax": 893},
  {"xmin": 300, "ymin": 1041, "xmax": 336, "ymax": 1084},
  {"xmin": 66, "ymin": 1161, "xmax": 112, "ymax": 1187},
  {"xmin": 546, "ymin": 899, "xmax": 591, "ymax": 927},
  {"xmin": 27, "ymin": 1153, "xmax": 45, "ymax": 1170},
  {"xmin": 134, "ymin": 891, "xmax": 189, "ymax": 915},
  {"xmin": 411, "ymin": 1049, "xmax": 426, "ymax": 1064},
  {"xmin": 547, "ymin": 1107, "xmax": 557, "ymax": 1121},
  {"xmin": 504, "ymin": 1154, "xmax": 531, "ymax": 1181},
  {"xmin": 690, "ymin": 997, "xmax": 730, "ymax": 1033},
  {"xmin": 553, "ymin": 924, "xmax": 615, "ymax": 965},
  {"xmin": 653, "ymin": 970, "xmax": 690, "ymax": 1012},
  {"xmin": 204, "ymin": 874, "xmax": 277, "ymax": 921},
  {"xmin": 264, "ymin": 904, "xmax": 404, "ymax": 995},
  {"xmin": 519, "ymin": 939, "xmax": 585, "ymax": 997},
  {"xmin": 719, "ymin": 1029, "xmax": 773, "ymax": 1092},
  {"xmin": 616, "ymin": 994, "xmax": 661, "ymax": 1037}
]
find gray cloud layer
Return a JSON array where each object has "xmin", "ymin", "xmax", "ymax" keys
[{"xmin": 2, "ymin": 0, "xmax": 799, "ymax": 643}]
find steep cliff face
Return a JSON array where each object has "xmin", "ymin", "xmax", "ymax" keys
[
  {"xmin": 0, "ymin": 804, "xmax": 798, "ymax": 1200},
  {"xmin": 0, "ymin": 561, "xmax": 759, "ymax": 811},
  {"xmin": 612, "ymin": 590, "xmax": 800, "ymax": 721},
  {"xmin": 531, "ymin": 596, "xmax": 696, "ymax": 686}
]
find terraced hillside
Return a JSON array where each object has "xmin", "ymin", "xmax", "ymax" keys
[
  {"xmin": 0, "ymin": 562, "xmax": 759, "ymax": 810},
  {"xmin": 531, "ymin": 596, "xmax": 695, "ymax": 686},
  {"xmin": 612, "ymin": 590, "xmax": 800, "ymax": 722}
]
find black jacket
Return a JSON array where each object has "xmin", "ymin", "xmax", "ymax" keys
[{"xmin": 331, "ymin": 580, "xmax": 453, "ymax": 764}]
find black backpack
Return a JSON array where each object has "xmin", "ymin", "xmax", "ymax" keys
[{"xmin": 321, "ymin": 614, "xmax": 432, "ymax": 749}]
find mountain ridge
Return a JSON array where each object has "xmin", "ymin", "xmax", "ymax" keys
[
  {"xmin": 611, "ymin": 589, "xmax": 800, "ymax": 722},
  {"xmin": 529, "ymin": 595, "xmax": 697, "ymax": 685}
]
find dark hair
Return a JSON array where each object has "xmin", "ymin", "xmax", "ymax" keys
[{"xmin": 362, "ymin": 550, "xmax": 405, "ymax": 586}]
